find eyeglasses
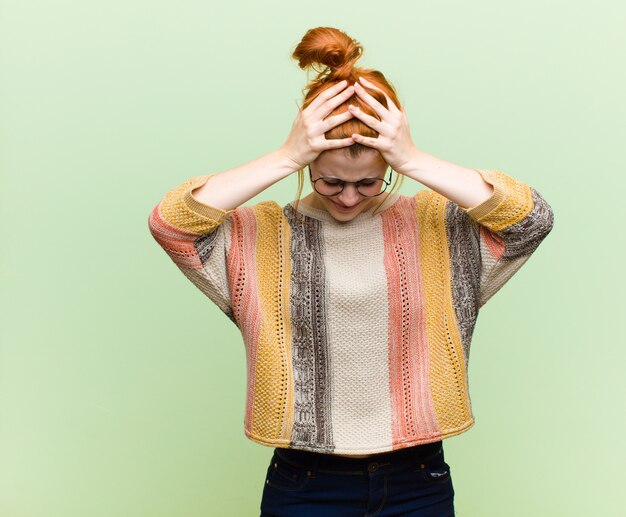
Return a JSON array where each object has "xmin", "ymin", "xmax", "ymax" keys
[{"xmin": 308, "ymin": 167, "xmax": 393, "ymax": 197}]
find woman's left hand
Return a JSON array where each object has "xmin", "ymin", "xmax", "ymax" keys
[{"xmin": 348, "ymin": 76, "xmax": 420, "ymax": 176}]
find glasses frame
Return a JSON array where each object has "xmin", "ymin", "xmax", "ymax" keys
[{"xmin": 308, "ymin": 167, "xmax": 393, "ymax": 198}]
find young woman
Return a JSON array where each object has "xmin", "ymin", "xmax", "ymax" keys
[{"xmin": 149, "ymin": 27, "xmax": 554, "ymax": 517}]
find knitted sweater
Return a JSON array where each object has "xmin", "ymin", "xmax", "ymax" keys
[{"xmin": 148, "ymin": 168, "xmax": 554, "ymax": 455}]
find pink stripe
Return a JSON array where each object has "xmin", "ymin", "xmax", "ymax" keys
[
  {"xmin": 381, "ymin": 198, "xmax": 440, "ymax": 446},
  {"xmin": 481, "ymin": 226, "xmax": 505, "ymax": 260},
  {"xmin": 148, "ymin": 204, "xmax": 203, "ymax": 270},
  {"xmin": 227, "ymin": 207, "xmax": 263, "ymax": 434}
]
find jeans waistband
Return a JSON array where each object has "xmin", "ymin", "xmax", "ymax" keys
[{"xmin": 274, "ymin": 440, "xmax": 444, "ymax": 475}]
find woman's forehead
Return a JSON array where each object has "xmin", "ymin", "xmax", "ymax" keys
[{"xmin": 312, "ymin": 150, "xmax": 387, "ymax": 179}]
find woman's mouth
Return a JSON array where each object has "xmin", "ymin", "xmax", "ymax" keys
[{"xmin": 331, "ymin": 201, "xmax": 359, "ymax": 212}]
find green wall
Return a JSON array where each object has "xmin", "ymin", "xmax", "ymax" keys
[{"xmin": 2, "ymin": 0, "xmax": 624, "ymax": 515}]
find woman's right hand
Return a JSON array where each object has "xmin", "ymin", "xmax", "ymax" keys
[{"xmin": 279, "ymin": 80, "xmax": 356, "ymax": 171}]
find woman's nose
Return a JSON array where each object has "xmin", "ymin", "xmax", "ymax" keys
[{"xmin": 336, "ymin": 183, "xmax": 361, "ymax": 204}]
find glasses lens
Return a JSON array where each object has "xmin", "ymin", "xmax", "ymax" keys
[
  {"xmin": 357, "ymin": 179, "xmax": 386, "ymax": 196},
  {"xmin": 314, "ymin": 179, "xmax": 344, "ymax": 196},
  {"xmin": 314, "ymin": 178, "xmax": 387, "ymax": 197}
]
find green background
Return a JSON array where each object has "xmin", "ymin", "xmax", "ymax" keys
[{"xmin": 2, "ymin": 0, "xmax": 624, "ymax": 515}]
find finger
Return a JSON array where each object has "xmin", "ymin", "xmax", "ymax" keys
[
  {"xmin": 351, "ymin": 133, "xmax": 379, "ymax": 148},
  {"xmin": 354, "ymin": 82, "xmax": 389, "ymax": 120},
  {"xmin": 306, "ymin": 80, "xmax": 350, "ymax": 113},
  {"xmin": 347, "ymin": 104, "xmax": 381, "ymax": 131},
  {"xmin": 314, "ymin": 84, "xmax": 355, "ymax": 120},
  {"xmin": 381, "ymin": 92, "xmax": 402, "ymax": 114},
  {"xmin": 323, "ymin": 109, "xmax": 355, "ymax": 130},
  {"xmin": 324, "ymin": 137, "xmax": 355, "ymax": 149},
  {"xmin": 358, "ymin": 77, "xmax": 403, "ymax": 114},
  {"xmin": 357, "ymin": 76, "xmax": 382, "ymax": 91}
]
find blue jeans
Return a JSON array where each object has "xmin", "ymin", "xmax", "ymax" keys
[{"xmin": 260, "ymin": 440, "xmax": 455, "ymax": 516}]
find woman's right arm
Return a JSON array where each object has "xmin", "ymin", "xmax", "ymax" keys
[
  {"xmin": 192, "ymin": 79, "xmax": 357, "ymax": 211},
  {"xmin": 146, "ymin": 155, "xmax": 296, "ymax": 324},
  {"xmin": 148, "ymin": 80, "xmax": 357, "ymax": 322},
  {"xmin": 189, "ymin": 148, "xmax": 299, "ymax": 211}
]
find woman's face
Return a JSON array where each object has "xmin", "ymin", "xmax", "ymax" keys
[{"xmin": 306, "ymin": 149, "xmax": 390, "ymax": 222}]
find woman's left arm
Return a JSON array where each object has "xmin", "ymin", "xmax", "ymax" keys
[
  {"xmin": 350, "ymin": 76, "xmax": 555, "ymax": 307},
  {"xmin": 395, "ymin": 149, "xmax": 496, "ymax": 210},
  {"xmin": 403, "ymin": 146, "xmax": 556, "ymax": 308}
]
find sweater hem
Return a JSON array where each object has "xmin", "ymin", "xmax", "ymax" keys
[{"xmin": 243, "ymin": 417, "xmax": 475, "ymax": 455}]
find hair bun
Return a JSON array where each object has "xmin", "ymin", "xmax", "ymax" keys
[{"xmin": 292, "ymin": 27, "xmax": 363, "ymax": 83}]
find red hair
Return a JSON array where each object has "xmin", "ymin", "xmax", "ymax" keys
[{"xmin": 290, "ymin": 26, "xmax": 405, "ymax": 216}]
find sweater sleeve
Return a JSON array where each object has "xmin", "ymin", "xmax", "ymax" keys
[
  {"xmin": 148, "ymin": 174, "xmax": 237, "ymax": 324},
  {"xmin": 453, "ymin": 168, "xmax": 555, "ymax": 308}
]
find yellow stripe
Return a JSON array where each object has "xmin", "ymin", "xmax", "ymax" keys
[
  {"xmin": 160, "ymin": 175, "xmax": 233, "ymax": 233},
  {"xmin": 250, "ymin": 202, "xmax": 294, "ymax": 442},
  {"xmin": 464, "ymin": 169, "xmax": 534, "ymax": 231},
  {"xmin": 415, "ymin": 191, "xmax": 473, "ymax": 431}
]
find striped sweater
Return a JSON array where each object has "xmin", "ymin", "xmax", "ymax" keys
[{"xmin": 148, "ymin": 168, "xmax": 554, "ymax": 455}]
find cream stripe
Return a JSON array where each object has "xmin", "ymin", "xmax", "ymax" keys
[{"xmin": 321, "ymin": 218, "xmax": 393, "ymax": 452}]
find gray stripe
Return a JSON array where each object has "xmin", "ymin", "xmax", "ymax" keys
[
  {"xmin": 284, "ymin": 206, "xmax": 334, "ymax": 453},
  {"xmin": 445, "ymin": 187, "xmax": 555, "ymax": 364},
  {"xmin": 500, "ymin": 188, "xmax": 555, "ymax": 259},
  {"xmin": 445, "ymin": 201, "xmax": 481, "ymax": 369},
  {"xmin": 476, "ymin": 188, "xmax": 554, "ymax": 306}
]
